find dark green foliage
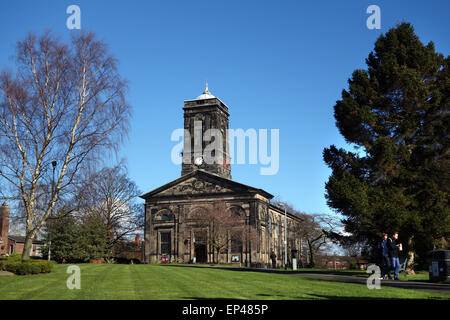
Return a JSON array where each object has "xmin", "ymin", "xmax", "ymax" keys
[
  {"xmin": 3, "ymin": 260, "xmax": 21, "ymax": 274},
  {"xmin": 41, "ymin": 214, "xmax": 87, "ymax": 263},
  {"xmin": 323, "ymin": 23, "xmax": 450, "ymax": 265},
  {"xmin": 81, "ymin": 215, "xmax": 111, "ymax": 260},
  {"xmin": 15, "ymin": 263, "xmax": 40, "ymax": 275},
  {"xmin": 22, "ymin": 259, "xmax": 54, "ymax": 273},
  {"xmin": 7, "ymin": 253, "xmax": 22, "ymax": 260},
  {"xmin": 348, "ymin": 261, "xmax": 358, "ymax": 270},
  {"xmin": 0, "ymin": 256, "xmax": 54, "ymax": 275},
  {"xmin": 41, "ymin": 213, "xmax": 111, "ymax": 263}
]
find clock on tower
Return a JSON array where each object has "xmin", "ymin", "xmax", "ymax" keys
[{"xmin": 181, "ymin": 83, "xmax": 231, "ymax": 179}]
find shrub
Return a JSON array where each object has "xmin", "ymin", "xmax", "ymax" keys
[
  {"xmin": 20, "ymin": 262, "xmax": 41, "ymax": 275},
  {"xmin": 1, "ymin": 258, "xmax": 54, "ymax": 275},
  {"xmin": 105, "ymin": 257, "xmax": 116, "ymax": 264},
  {"xmin": 16, "ymin": 263, "xmax": 31, "ymax": 275},
  {"xmin": 0, "ymin": 259, "xmax": 6, "ymax": 271},
  {"xmin": 31, "ymin": 260, "xmax": 54, "ymax": 273},
  {"xmin": 349, "ymin": 262, "xmax": 358, "ymax": 270},
  {"xmin": 4, "ymin": 261, "xmax": 21, "ymax": 274},
  {"xmin": 7, "ymin": 253, "xmax": 23, "ymax": 261}
]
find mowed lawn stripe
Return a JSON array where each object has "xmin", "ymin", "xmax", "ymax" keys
[
  {"xmin": 77, "ymin": 264, "xmax": 115, "ymax": 299},
  {"xmin": 161, "ymin": 266, "xmax": 250, "ymax": 299},
  {"xmin": 146, "ymin": 265, "xmax": 227, "ymax": 299},
  {"xmin": 83, "ymin": 264, "xmax": 144, "ymax": 299},
  {"xmin": 124, "ymin": 264, "xmax": 195, "ymax": 299},
  {"xmin": 130, "ymin": 265, "xmax": 178, "ymax": 299},
  {"xmin": 3, "ymin": 270, "xmax": 64, "ymax": 300},
  {"xmin": 0, "ymin": 264, "xmax": 83, "ymax": 300},
  {"xmin": 188, "ymin": 267, "xmax": 276, "ymax": 299},
  {"xmin": 165, "ymin": 267, "xmax": 324, "ymax": 300}
]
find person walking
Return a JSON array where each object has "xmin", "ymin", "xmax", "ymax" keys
[
  {"xmin": 270, "ymin": 251, "xmax": 277, "ymax": 269},
  {"xmin": 377, "ymin": 233, "xmax": 391, "ymax": 279},
  {"xmin": 388, "ymin": 232, "xmax": 403, "ymax": 280}
]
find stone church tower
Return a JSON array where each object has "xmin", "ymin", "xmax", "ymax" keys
[
  {"xmin": 181, "ymin": 83, "xmax": 231, "ymax": 179},
  {"xmin": 141, "ymin": 85, "xmax": 302, "ymax": 267}
]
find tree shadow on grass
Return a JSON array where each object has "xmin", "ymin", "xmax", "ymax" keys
[
  {"xmin": 304, "ymin": 294, "xmax": 404, "ymax": 300},
  {"xmin": 181, "ymin": 294, "xmax": 404, "ymax": 301},
  {"xmin": 162, "ymin": 264, "xmax": 370, "ymax": 277},
  {"xmin": 180, "ymin": 297, "xmax": 244, "ymax": 300},
  {"xmin": 162, "ymin": 264, "xmax": 302, "ymax": 275}
]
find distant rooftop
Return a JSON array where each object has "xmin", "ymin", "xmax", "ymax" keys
[{"xmin": 8, "ymin": 235, "xmax": 43, "ymax": 244}]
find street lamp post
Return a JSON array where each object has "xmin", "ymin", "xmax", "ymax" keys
[
  {"xmin": 48, "ymin": 161, "xmax": 57, "ymax": 261},
  {"xmin": 278, "ymin": 203, "xmax": 288, "ymax": 270}
]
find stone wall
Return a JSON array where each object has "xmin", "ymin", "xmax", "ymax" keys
[{"xmin": 144, "ymin": 194, "xmax": 302, "ymax": 268}]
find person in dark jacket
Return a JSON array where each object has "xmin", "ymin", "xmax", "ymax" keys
[
  {"xmin": 387, "ymin": 232, "xmax": 403, "ymax": 280},
  {"xmin": 270, "ymin": 251, "xmax": 277, "ymax": 269},
  {"xmin": 377, "ymin": 233, "xmax": 391, "ymax": 279}
]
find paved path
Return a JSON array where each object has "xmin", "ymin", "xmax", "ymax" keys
[{"xmin": 293, "ymin": 273, "xmax": 450, "ymax": 295}]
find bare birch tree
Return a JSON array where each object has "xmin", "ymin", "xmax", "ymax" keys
[
  {"xmin": 0, "ymin": 31, "xmax": 131, "ymax": 258},
  {"xmin": 75, "ymin": 162, "xmax": 143, "ymax": 249}
]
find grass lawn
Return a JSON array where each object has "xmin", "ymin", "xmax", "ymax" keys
[{"xmin": 0, "ymin": 264, "xmax": 448, "ymax": 300}]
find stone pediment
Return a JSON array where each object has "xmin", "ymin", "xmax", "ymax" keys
[
  {"xmin": 140, "ymin": 170, "xmax": 273, "ymax": 199},
  {"xmin": 156, "ymin": 176, "xmax": 234, "ymax": 197}
]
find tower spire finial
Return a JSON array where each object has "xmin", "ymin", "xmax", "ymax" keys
[{"xmin": 204, "ymin": 79, "xmax": 209, "ymax": 93}]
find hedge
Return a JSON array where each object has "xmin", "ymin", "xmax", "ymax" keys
[{"xmin": 0, "ymin": 257, "xmax": 54, "ymax": 275}]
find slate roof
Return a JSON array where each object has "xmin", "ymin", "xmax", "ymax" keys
[{"xmin": 8, "ymin": 235, "xmax": 43, "ymax": 244}]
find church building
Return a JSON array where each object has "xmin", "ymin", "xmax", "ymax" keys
[{"xmin": 141, "ymin": 85, "xmax": 302, "ymax": 268}]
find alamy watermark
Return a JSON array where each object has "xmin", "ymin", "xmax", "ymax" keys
[
  {"xmin": 366, "ymin": 264, "xmax": 381, "ymax": 290},
  {"xmin": 171, "ymin": 121, "xmax": 280, "ymax": 175},
  {"xmin": 66, "ymin": 5, "xmax": 81, "ymax": 30},
  {"xmin": 366, "ymin": 5, "xmax": 381, "ymax": 30},
  {"xmin": 66, "ymin": 265, "xmax": 81, "ymax": 289}
]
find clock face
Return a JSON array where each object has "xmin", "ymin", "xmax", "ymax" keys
[{"xmin": 194, "ymin": 157, "xmax": 203, "ymax": 166}]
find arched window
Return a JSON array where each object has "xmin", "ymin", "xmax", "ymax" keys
[
  {"xmin": 161, "ymin": 214, "xmax": 171, "ymax": 221},
  {"xmin": 188, "ymin": 207, "xmax": 209, "ymax": 219},
  {"xmin": 155, "ymin": 209, "xmax": 173, "ymax": 221},
  {"xmin": 227, "ymin": 206, "xmax": 245, "ymax": 218}
]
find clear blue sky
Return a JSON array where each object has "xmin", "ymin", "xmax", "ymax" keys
[{"xmin": 1, "ymin": 1, "xmax": 449, "ymax": 216}]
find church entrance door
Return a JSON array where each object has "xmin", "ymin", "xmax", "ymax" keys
[
  {"xmin": 194, "ymin": 231, "xmax": 207, "ymax": 263},
  {"xmin": 195, "ymin": 243, "xmax": 207, "ymax": 263}
]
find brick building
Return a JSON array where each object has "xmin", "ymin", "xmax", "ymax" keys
[
  {"xmin": 0, "ymin": 202, "xmax": 43, "ymax": 257},
  {"xmin": 142, "ymin": 86, "xmax": 303, "ymax": 267},
  {"xmin": 112, "ymin": 234, "xmax": 144, "ymax": 263},
  {"xmin": 0, "ymin": 202, "xmax": 9, "ymax": 256}
]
